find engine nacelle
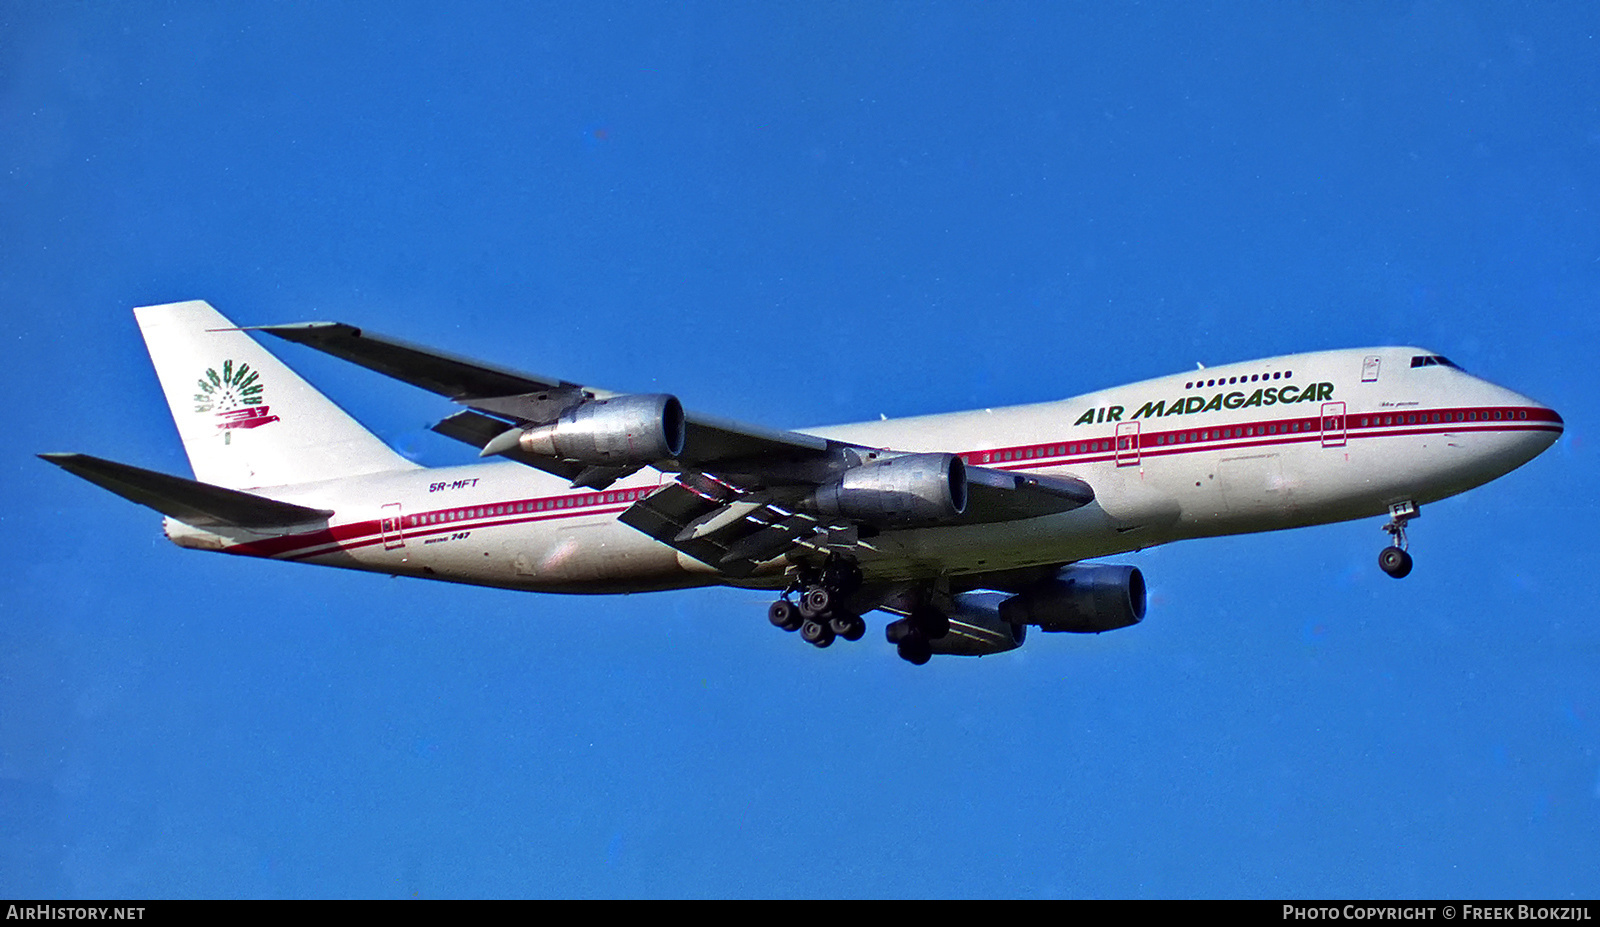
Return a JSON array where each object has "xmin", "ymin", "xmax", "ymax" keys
[
  {"xmin": 808, "ymin": 453, "xmax": 967, "ymax": 526},
  {"xmin": 998, "ymin": 564, "xmax": 1146, "ymax": 634},
  {"xmin": 926, "ymin": 592, "xmax": 1028, "ymax": 656},
  {"xmin": 516, "ymin": 394, "xmax": 685, "ymax": 465}
]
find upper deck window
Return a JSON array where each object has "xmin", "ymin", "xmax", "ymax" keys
[{"xmin": 1185, "ymin": 369, "xmax": 1291, "ymax": 390}]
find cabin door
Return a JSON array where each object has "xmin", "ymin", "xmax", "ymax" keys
[
  {"xmin": 1320, "ymin": 402, "xmax": 1347, "ymax": 448},
  {"xmin": 381, "ymin": 502, "xmax": 405, "ymax": 550},
  {"xmin": 1116, "ymin": 421, "xmax": 1141, "ymax": 467}
]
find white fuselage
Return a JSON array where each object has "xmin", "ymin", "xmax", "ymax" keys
[{"xmin": 164, "ymin": 347, "xmax": 1562, "ymax": 593}]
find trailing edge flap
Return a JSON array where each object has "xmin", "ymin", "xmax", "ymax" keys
[
  {"xmin": 40, "ymin": 453, "xmax": 333, "ymax": 529},
  {"xmin": 960, "ymin": 467, "xmax": 1095, "ymax": 523},
  {"xmin": 614, "ymin": 466, "xmax": 1093, "ymax": 575},
  {"xmin": 618, "ymin": 474, "xmax": 824, "ymax": 576},
  {"xmin": 257, "ymin": 321, "xmax": 836, "ymax": 468}
]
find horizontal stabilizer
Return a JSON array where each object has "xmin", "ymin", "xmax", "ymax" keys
[{"xmin": 40, "ymin": 453, "xmax": 333, "ymax": 528}]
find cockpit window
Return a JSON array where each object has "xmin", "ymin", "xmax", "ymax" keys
[{"xmin": 1410, "ymin": 355, "xmax": 1464, "ymax": 370}]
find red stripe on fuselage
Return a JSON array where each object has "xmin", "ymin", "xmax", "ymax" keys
[
  {"xmin": 972, "ymin": 404, "xmax": 1560, "ymax": 469},
  {"xmin": 223, "ymin": 405, "xmax": 1561, "ymax": 559}
]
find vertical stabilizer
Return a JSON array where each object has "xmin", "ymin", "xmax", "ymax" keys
[{"xmin": 135, "ymin": 300, "xmax": 419, "ymax": 489}]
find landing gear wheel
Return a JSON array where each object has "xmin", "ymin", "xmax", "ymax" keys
[
  {"xmin": 829, "ymin": 612, "xmax": 865, "ymax": 641},
  {"xmin": 800, "ymin": 618, "xmax": 835, "ymax": 648},
  {"xmin": 1379, "ymin": 546, "xmax": 1413, "ymax": 579},
  {"xmin": 897, "ymin": 637, "xmax": 933, "ymax": 665},
  {"xmin": 800, "ymin": 586, "xmax": 834, "ymax": 619},
  {"xmin": 768, "ymin": 599, "xmax": 803, "ymax": 631},
  {"xmin": 1379, "ymin": 501, "xmax": 1419, "ymax": 579}
]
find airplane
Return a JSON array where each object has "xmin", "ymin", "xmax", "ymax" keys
[{"xmin": 42, "ymin": 300, "xmax": 1564, "ymax": 665}]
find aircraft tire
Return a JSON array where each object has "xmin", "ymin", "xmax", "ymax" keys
[
  {"xmin": 897, "ymin": 637, "xmax": 933, "ymax": 665},
  {"xmin": 800, "ymin": 586, "xmax": 833, "ymax": 619},
  {"xmin": 831, "ymin": 613, "xmax": 865, "ymax": 642},
  {"xmin": 1379, "ymin": 546, "xmax": 1413, "ymax": 579},
  {"xmin": 800, "ymin": 618, "xmax": 835, "ymax": 648},
  {"xmin": 769, "ymin": 599, "xmax": 803, "ymax": 631}
]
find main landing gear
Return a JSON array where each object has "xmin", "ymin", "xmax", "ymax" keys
[
  {"xmin": 768, "ymin": 557, "xmax": 866, "ymax": 649},
  {"xmin": 765, "ymin": 557, "xmax": 954, "ymax": 665},
  {"xmin": 1379, "ymin": 501, "xmax": 1419, "ymax": 579},
  {"xmin": 884, "ymin": 607, "xmax": 950, "ymax": 666}
]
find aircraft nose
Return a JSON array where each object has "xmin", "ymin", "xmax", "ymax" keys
[
  {"xmin": 1478, "ymin": 376, "xmax": 1564, "ymax": 459},
  {"xmin": 1525, "ymin": 395, "xmax": 1563, "ymax": 435},
  {"xmin": 1484, "ymin": 377, "xmax": 1562, "ymax": 438},
  {"xmin": 1520, "ymin": 399, "xmax": 1564, "ymax": 453}
]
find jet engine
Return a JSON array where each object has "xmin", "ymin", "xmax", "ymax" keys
[
  {"xmin": 808, "ymin": 453, "xmax": 968, "ymax": 526},
  {"xmin": 998, "ymin": 564, "xmax": 1146, "ymax": 634},
  {"xmin": 925, "ymin": 592, "xmax": 1027, "ymax": 656},
  {"xmin": 508, "ymin": 394, "xmax": 686, "ymax": 465}
]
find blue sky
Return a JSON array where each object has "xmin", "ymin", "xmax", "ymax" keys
[{"xmin": 3, "ymin": 2, "xmax": 1596, "ymax": 898}]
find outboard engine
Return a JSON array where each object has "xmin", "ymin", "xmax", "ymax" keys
[
  {"xmin": 509, "ymin": 394, "xmax": 685, "ymax": 465},
  {"xmin": 998, "ymin": 564, "xmax": 1146, "ymax": 634}
]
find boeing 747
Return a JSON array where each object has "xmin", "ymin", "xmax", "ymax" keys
[{"xmin": 42, "ymin": 301, "xmax": 1563, "ymax": 664}]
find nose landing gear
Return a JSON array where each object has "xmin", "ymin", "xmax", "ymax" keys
[{"xmin": 1379, "ymin": 501, "xmax": 1418, "ymax": 579}]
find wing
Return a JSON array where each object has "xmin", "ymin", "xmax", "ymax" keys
[
  {"xmin": 258, "ymin": 322, "xmax": 833, "ymax": 474},
  {"xmin": 258, "ymin": 321, "xmax": 1093, "ymax": 574}
]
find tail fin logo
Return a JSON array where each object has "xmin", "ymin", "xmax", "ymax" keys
[{"xmin": 193, "ymin": 360, "xmax": 281, "ymax": 431}]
